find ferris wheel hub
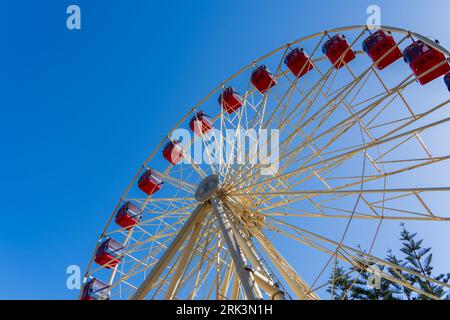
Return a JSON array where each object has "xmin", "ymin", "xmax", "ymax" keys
[{"xmin": 195, "ymin": 174, "xmax": 220, "ymax": 202}]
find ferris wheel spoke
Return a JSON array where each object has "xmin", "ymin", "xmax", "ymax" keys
[
  {"xmin": 162, "ymin": 212, "xmax": 211, "ymax": 299},
  {"xmin": 217, "ymin": 259, "xmax": 234, "ymax": 300},
  {"xmin": 132, "ymin": 198, "xmax": 197, "ymax": 216},
  {"xmin": 236, "ymin": 187, "xmax": 450, "ymax": 218},
  {"xmin": 283, "ymin": 202, "xmax": 447, "ymax": 220},
  {"xmin": 374, "ymin": 99, "xmax": 449, "ymax": 145},
  {"xmin": 191, "ymin": 240, "xmax": 231, "ymax": 299},
  {"xmin": 240, "ymin": 182, "xmax": 450, "ymax": 219},
  {"xmin": 131, "ymin": 202, "xmax": 212, "ymax": 299},
  {"xmin": 175, "ymin": 216, "xmax": 224, "ymax": 297},
  {"xmin": 161, "ymin": 174, "xmax": 197, "ymax": 194},
  {"xmin": 238, "ymin": 186, "xmax": 450, "ymax": 196},
  {"xmin": 105, "ymin": 207, "xmax": 205, "ymax": 287},
  {"xmin": 206, "ymin": 245, "xmax": 229, "ymax": 300},
  {"xmin": 116, "ymin": 220, "xmax": 188, "ymax": 269},
  {"xmin": 290, "ymin": 57, "xmax": 379, "ymax": 131},
  {"xmin": 338, "ymin": 249, "xmax": 442, "ymax": 300},
  {"xmin": 182, "ymin": 154, "xmax": 209, "ymax": 179},
  {"xmin": 247, "ymin": 119, "xmax": 350, "ymax": 200},
  {"xmin": 231, "ymin": 181, "xmax": 449, "ymax": 221},
  {"xmin": 226, "ymin": 64, "xmax": 340, "ymax": 188},
  {"xmin": 247, "ymin": 226, "xmax": 319, "ymax": 299},
  {"xmin": 127, "ymin": 221, "xmax": 221, "ymax": 298},
  {"xmin": 92, "ymin": 237, "xmax": 170, "ymax": 288},
  {"xmin": 274, "ymin": 69, "xmax": 418, "ymax": 171},
  {"xmin": 83, "ymin": 26, "xmax": 450, "ymax": 300},
  {"xmin": 241, "ymin": 72, "xmax": 346, "ymax": 190},
  {"xmin": 247, "ymin": 45, "xmax": 291, "ymax": 129},
  {"xmin": 266, "ymin": 216, "xmax": 450, "ymax": 299},
  {"xmin": 221, "ymin": 90, "xmax": 255, "ymax": 185},
  {"xmin": 216, "ymin": 80, "xmax": 261, "ymax": 185},
  {"xmin": 295, "ymin": 152, "xmax": 448, "ymax": 202},
  {"xmin": 275, "ymin": 30, "xmax": 364, "ymax": 131},
  {"xmin": 277, "ymin": 146, "xmax": 450, "ymax": 202},
  {"xmin": 131, "ymin": 196, "xmax": 196, "ymax": 204},
  {"xmin": 188, "ymin": 230, "xmax": 221, "ymax": 299},
  {"xmin": 177, "ymin": 233, "xmax": 226, "ymax": 299},
  {"xmin": 276, "ymin": 97, "xmax": 387, "ymax": 175},
  {"xmin": 226, "ymin": 87, "xmax": 282, "ymax": 186},
  {"xmin": 262, "ymin": 209, "xmax": 449, "ymax": 222},
  {"xmin": 282, "ymin": 67, "xmax": 355, "ymax": 141},
  {"xmin": 250, "ymin": 164, "xmax": 360, "ymax": 211},
  {"xmin": 262, "ymin": 34, "xmax": 326, "ymax": 130},
  {"xmin": 234, "ymin": 114, "xmax": 450, "ymax": 196},
  {"xmin": 333, "ymin": 240, "xmax": 446, "ymax": 300},
  {"xmin": 220, "ymin": 60, "xmax": 278, "ymax": 183},
  {"xmin": 227, "ymin": 43, "xmax": 343, "ymax": 186},
  {"xmin": 226, "ymin": 84, "xmax": 393, "ymax": 192}
]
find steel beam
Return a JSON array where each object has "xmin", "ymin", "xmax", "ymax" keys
[
  {"xmin": 221, "ymin": 203, "xmax": 286, "ymax": 300},
  {"xmin": 131, "ymin": 202, "xmax": 210, "ymax": 300},
  {"xmin": 210, "ymin": 198, "xmax": 263, "ymax": 300},
  {"xmin": 164, "ymin": 214, "xmax": 204, "ymax": 299}
]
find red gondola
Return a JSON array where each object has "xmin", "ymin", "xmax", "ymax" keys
[
  {"xmin": 445, "ymin": 73, "xmax": 450, "ymax": 91},
  {"xmin": 115, "ymin": 201, "xmax": 143, "ymax": 229},
  {"xmin": 81, "ymin": 279, "xmax": 110, "ymax": 300},
  {"xmin": 138, "ymin": 169, "xmax": 163, "ymax": 196},
  {"xmin": 362, "ymin": 30, "xmax": 403, "ymax": 70},
  {"xmin": 284, "ymin": 47, "xmax": 314, "ymax": 78},
  {"xmin": 251, "ymin": 65, "xmax": 277, "ymax": 93},
  {"xmin": 322, "ymin": 34, "xmax": 356, "ymax": 69},
  {"xmin": 218, "ymin": 86, "xmax": 243, "ymax": 114},
  {"xmin": 403, "ymin": 40, "xmax": 450, "ymax": 85},
  {"xmin": 189, "ymin": 111, "xmax": 213, "ymax": 135},
  {"xmin": 162, "ymin": 139, "xmax": 184, "ymax": 164},
  {"xmin": 94, "ymin": 238, "xmax": 124, "ymax": 269}
]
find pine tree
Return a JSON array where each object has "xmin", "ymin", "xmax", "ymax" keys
[
  {"xmin": 386, "ymin": 223, "xmax": 450, "ymax": 300},
  {"xmin": 347, "ymin": 262, "xmax": 399, "ymax": 300},
  {"xmin": 327, "ymin": 263, "xmax": 355, "ymax": 300},
  {"xmin": 327, "ymin": 253, "xmax": 399, "ymax": 300},
  {"xmin": 327, "ymin": 224, "xmax": 449, "ymax": 300},
  {"xmin": 385, "ymin": 249, "xmax": 414, "ymax": 300}
]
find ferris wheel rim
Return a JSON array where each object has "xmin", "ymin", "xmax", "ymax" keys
[{"xmin": 80, "ymin": 24, "xmax": 450, "ymax": 300}]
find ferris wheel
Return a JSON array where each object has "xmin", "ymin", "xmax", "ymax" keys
[{"xmin": 80, "ymin": 25, "xmax": 450, "ymax": 300}]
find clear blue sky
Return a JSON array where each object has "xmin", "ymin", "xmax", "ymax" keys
[{"xmin": 1, "ymin": 0, "xmax": 449, "ymax": 299}]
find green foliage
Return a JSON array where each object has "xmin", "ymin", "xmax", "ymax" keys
[
  {"xmin": 327, "ymin": 224, "xmax": 449, "ymax": 300},
  {"xmin": 327, "ymin": 264, "xmax": 353, "ymax": 300}
]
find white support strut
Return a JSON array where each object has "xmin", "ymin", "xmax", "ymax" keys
[
  {"xmin": 210, "ymin": 197, "xmax": 263, "ymax": 300},
  {"xmin": 131, "ymin": 202, "xmax": 210, "ymax": 300}
]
